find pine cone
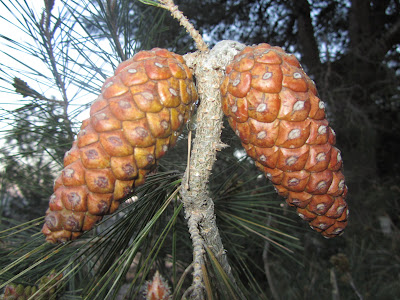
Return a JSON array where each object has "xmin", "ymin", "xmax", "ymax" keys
[
  {"xmin": 143, "ymin": 271, "xmax": 171, "ymax": 300},
  {"xmin": 220, "ymin": 43, "xmax": 348, "ymax": 238},
  {"xmin": 1, "ymin": 283, "xmax": 27, "ymax": 300},
  {"xmin": 42, "ymin": 48, "xmax": 197, "ymax": 243},
  {"xmin": 1, "ymin": 271, "xmax": 63, "ymax": 299}
]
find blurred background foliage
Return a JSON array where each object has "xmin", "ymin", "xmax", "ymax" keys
[{"xmin": 0, "ymin": 0, "xmax": 399, "ymax": 299}]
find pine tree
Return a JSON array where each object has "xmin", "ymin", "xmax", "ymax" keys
[{"xmin": 1, "ymin": 0, "xmax": 399, "ymax": 299}]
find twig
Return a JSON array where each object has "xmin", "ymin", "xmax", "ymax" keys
[
  {"xmin": 185, "ymin": 129, "xmax": 192, "ymax": 190},
  {"xmin": 185, "ymin": 212, "xmax": 205, "ymax": 298},
  {"xmin": 106, "ymin": 0, "xmax": 126, "ymax": 61},
  {"xmin": 173, "ymin": 263, "xmax": 194, "ymax": 298},
  {"xmin": 348, "ymin": 274, "xmax": 363, "ymax": 300},
  {"xmin": 39, "ymin": 3, "xmax": 74, "ymax": 141},
  {"xmin": 157, "ymin": 0, "xmax": 208, "ymax": 52},
  {"xmin": 182, "ymin": 286, "xmax": 195, "ymax": 300}
]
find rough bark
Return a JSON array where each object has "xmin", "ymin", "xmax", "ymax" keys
[{"xmin": 180, "ymin": 40, "xmax": 245, "ymax": 299}]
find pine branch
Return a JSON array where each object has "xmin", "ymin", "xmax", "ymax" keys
[
  {"xmin": 180, "ymin": 40, "xmax": 245, "ymax": 299},
  {"xmin": 39, "ymin": 2, "xmax": 73, "ymax": 141},
  {"xmin": 152, "ymin": 1, "xmax": 250, "ymax": 298}
]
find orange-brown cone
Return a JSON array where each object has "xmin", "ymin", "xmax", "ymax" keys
[
  {"xmin": 143, "ymin": 271, "xmax": 171, "ymax": 300},
  {"xmin": 221, "ymin": 43, "xmax": 348, "ymax": 238},
  {"xmin": 42, "ymin": 48, "xmax": 197, "ymax": 243}
]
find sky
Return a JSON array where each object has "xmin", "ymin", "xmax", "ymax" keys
[
  {"xmin": 0, "ymin": 1, "xmax": 47, "ymax": 139},
  {"xmin": 0, "ymin": 0, "xmax": 45, "ymax": 106},
  {"xmin": 0, "ymin": 0, "xmax": 118, "ymax": 135},
  {"xmin": 0, "ymin": 0, "xmax": 106, "ymax": 163}
]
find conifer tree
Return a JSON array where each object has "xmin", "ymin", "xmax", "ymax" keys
[{"xmin": 1, "ymin": 0, "xmax": 399, "ymax": 299}]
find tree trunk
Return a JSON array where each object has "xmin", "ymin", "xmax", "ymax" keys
[{"xmin": 288, "ymin": 0, "xmax": 321, "ymax": 73}]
